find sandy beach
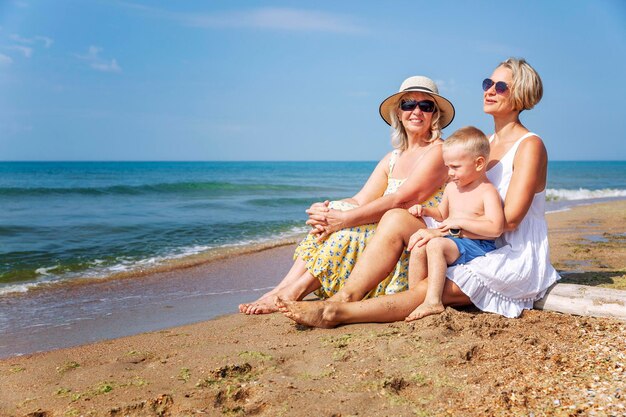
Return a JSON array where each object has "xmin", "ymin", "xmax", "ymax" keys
[{"xmin": 1, "ymin": 200, "xmax": 625, "ymax": 416}]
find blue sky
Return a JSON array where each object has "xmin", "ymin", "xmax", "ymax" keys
[{"xmin": 1, "ymin": 0, "xmax": 625, "ymax": 161}]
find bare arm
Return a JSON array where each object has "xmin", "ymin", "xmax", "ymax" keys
[
  {"xmin": 306, "ymin": 153, "xmax": 390, "ymax": 227},
  {"xmin": 502, "ymin": 135, "xmax": 548, "ymax": 232},
  {"xmin": 410, "ymin": 190, "xmax": 447, "ymax": 221},
  {"xmin": 322, "ymin": 144, "xmax": 448, "ymax": 232},
  {"xmin": 421, "ymin": 188, "xmax": 448, "ymax": 221},
  {"xmin": 406, "ymin": 192, "xmax": 448, "ymax": 250},
  {"xmin": 349, "ymin": 154, "xmax": 392, "ymax": 206}
]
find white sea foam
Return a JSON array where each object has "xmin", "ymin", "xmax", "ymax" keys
[
  {"xmin": 0, "ymin": 226, "xmax": 310, "ymax": 297},
  {"xmin": 547, "ymin": 188, "xmax": 626, "ymax": 201},
  {"xmin": 35, "ymin": 265, "xmax": 60, "ymax": 276},
  {"xmin": 545, "ymin": 207, "xmax": 571, "ymax": 214},
  {"xmin": 0, "ymin": 282, "xmax": 40, "ymax": 295}
]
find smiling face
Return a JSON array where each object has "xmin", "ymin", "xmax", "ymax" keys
[
  {"xmin": 398, "ymin": 92, "xmax": 435, "ymax": 139},
  {"xmin": 442, "ymin": 144, "xmax": 484, "ymax": 187},
  {"xmin": 483, "ymin": 66, "xmax": 515, "ymax": 116}
]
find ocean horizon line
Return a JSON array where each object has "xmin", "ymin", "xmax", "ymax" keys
[{"xmin": 1, "ymin": 159, "xmax": 626, "ymax": 163}]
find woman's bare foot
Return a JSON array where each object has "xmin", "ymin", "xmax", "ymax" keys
[
  {"xmin": 239, "ymin": 296, "xmax": 280, "ymax": 315},
  {"xmin": 405, "ymin": 302, "xmax": 445, "ymax": 321},
  {"xmin": 275, "ymin": 296, "xmax": 339, "ymax": 328}
]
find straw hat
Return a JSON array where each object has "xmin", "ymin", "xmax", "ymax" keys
[{"xmin": 378, "ymin": 76, "xmax": 455, "ymax": 129}]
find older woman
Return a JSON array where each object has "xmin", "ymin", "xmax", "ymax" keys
[
  {"xmin": 277, "ymin": 58, "xmax": 560, "ymax": 326},
  {"xmin": 239, "ymin": 76, "xmax": 454, "ymax": 314}
]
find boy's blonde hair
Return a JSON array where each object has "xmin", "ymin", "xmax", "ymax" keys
[{"xmin": 443, "ymin": 126, "xmax": 490, "ymax": 159}]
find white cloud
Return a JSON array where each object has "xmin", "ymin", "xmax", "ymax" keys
[
  {"xmin": 92, "ymin": 58, "xmax": 121, "ymax": 72},
  {"xmin": 35, "ymin": 36, "xmax": 53, "ymax": 48},
  {"xmin": 8, "ymin": 45, "xmax": 32, "ymax": 58},
  {"xmin": 0, "ymin": 53, "xmax": 13, "ymax": 66},
  {"xmin": 120, "ymin": 3, "xmax": 365, "ymax": 34},
  {"xmin": 9, "ymin": 33, "xmax": 31, "ymax": 43},
  {"xmin": 187, "ymin": 8, "xmax": 365, "ymax": 33},
  {"xmin": 75, "ymin": 46, "xmax": 122, "ymax": 73},
  {"xmin": 9, "ymin": 33, "xmax": 54, "ymax": 48}
]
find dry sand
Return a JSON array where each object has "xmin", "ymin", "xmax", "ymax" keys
[{"xmin": 1, "ymin": 200, "xmax": 625, "ymax": 417}]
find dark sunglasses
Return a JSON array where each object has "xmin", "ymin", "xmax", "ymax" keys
[
  {"xmin": 482, "ymin": 78, "xmax": 509, "ymax": 94},
  {"xmin": 399, "ymin": 99, "xmax": 436, "ymax": 113}
]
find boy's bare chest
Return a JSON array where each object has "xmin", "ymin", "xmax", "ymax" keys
[{"xmin": 447, "ymin": 189, "xmax": 485, "ymax": 217}]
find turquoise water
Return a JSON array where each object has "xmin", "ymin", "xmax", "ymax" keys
[{"xmin": 1, "ymin": 160, "xmax": 625, "ymax": 294}]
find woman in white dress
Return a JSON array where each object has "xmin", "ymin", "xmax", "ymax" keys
[{"xmin": 277, "ymin": 58, "xmax": 560, "ymax": 327}]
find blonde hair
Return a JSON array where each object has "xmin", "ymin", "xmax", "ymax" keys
[
  {"xmin": 389, "ymin": 94, "xmax": 442, "ymax": 151},
  {"xmin": 499, "ymin": 57, "xmax": 543, "ymax": 112},
  {"xmin": 443, "ymin": 126, "xmax": 489, "ymax": 159}
]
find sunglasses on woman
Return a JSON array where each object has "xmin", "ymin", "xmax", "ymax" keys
[
  {"xmin": 399, "ymin": 99, "xmax": 436, "ymax": 113},
  {"xmin": 482, "ymin": 78, "xmax": 509, "ymax": 94}
]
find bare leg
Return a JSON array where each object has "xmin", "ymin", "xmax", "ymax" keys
[
  {"xmin": 239, "ymin": 257, "xmax": 309, "ymax": 314},
  {"xmin": 329, "ymin": 209, "xmax": 426, "ymax": 302},
  {"xmin": 408, "ymin": 244, "xmax": 428, "ymax": 288},
  {"xmin": 278, "ymin": 279, "xmax": 471, "ymax": 328},
  {"xmin": 406, "ymin": 237, "xmax": 459, "ymax": 321}
]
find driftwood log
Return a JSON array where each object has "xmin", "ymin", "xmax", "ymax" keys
[{"xmin": 534, "ymin": 283, "xmax": 626, "ymax": 321}]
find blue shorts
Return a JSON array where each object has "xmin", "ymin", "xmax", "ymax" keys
[{"xmin": 446, "ymin": 237, "xmax": 496, "ymax": 266}]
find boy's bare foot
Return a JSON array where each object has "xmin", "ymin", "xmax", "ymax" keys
[
  {"xmin": 405, "ymin": 302, "xmax": 445, "ymax": 322},
  {"xmin": 275, "ymin": 296, "xmax": 339, "ymax": 328}
]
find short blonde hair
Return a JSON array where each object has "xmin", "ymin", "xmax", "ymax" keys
[
  {"xmin": 499, "ymin": 57, "xmax": 543, "ymax": 112},
  {"xmin": 389, "ymin": 94, "xmax": 442, "ymax": 151},
  {"xmin": 443, "ymin": 126, "xmax": 489, "ymax": 159}
]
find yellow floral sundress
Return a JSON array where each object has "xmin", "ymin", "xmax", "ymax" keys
[{"xmin": 294, "ymin": 149, "xmax": 444, "ymax": 299}]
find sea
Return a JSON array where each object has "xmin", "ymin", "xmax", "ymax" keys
[
  {"xmin": 1, "ymin": 160, "xmax": 625, "ymax": 357},
  {"xmin": 1, "ymin": 160, "xmax": 625, "ymax": 296}
]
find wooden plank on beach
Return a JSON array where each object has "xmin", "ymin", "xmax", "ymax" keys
[{"xmin": 534, "ymin": 283, "xmax": 626, "ymax": 321}]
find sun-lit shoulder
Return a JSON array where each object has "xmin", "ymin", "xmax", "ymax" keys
[
  {"xmin": 514, "ymin": 134, "xmax": 547, "ymax": 169},
  {"xmin": 516, "ymin": 134, "xmax": 547, "ymax": 157},
  {"xmin": 377, "ymin": 150, "xmax": 395, "ymax": 172}
]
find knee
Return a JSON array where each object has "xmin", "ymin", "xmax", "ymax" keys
[
  {"xmin": 410, "ymin": 244, "xmax": 427, "ymax": 258},
  {"xmin": 426, "ymin": 237, "xmax": 446, "ymax": 253},
  {"xmin": 378, "ymin": 209, "xmax": 416, "ymax": 239},
  {"xmin": 379, "ymin": 208, "xmax": 410, "ymax": 228}
]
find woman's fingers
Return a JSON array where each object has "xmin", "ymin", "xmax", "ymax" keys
[
  {"xmin": 306, "ymin": 206, "xmax": 330, "ymax": 216},
  {"xmin": 316, "ymin": 230, "xmax": 331, "ymax": 242},
  {"xmin": 306, "ymin": 214, "xmax": 327, "ymax": 223},
  {"xmin": 308, "ymin": 200, "xmax": 330, "ymax": 210},
  {"xmin": 308, "ymin": 224, "xmax": 325, "ymax": 235},
  {"xmin": 321, "ymin": 209, "xmax": 344, "ymax": 230}
]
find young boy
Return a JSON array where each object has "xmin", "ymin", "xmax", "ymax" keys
[{"xmin": 405, "ymin": 126, "xmax": 504, "ymax": 321}]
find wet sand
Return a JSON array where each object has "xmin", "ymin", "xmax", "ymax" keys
[
  {"xmin": 1, "ymin": 200, "xmax": 625, "ymax": 416},
  {"xmin": 0, "ymin": 245, "xmax": 297, "ymax": 358}
]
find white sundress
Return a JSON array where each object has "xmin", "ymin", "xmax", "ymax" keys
[{"xmin": 446, "ymin": 132, "xmax": 561, "ymax": 318}]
